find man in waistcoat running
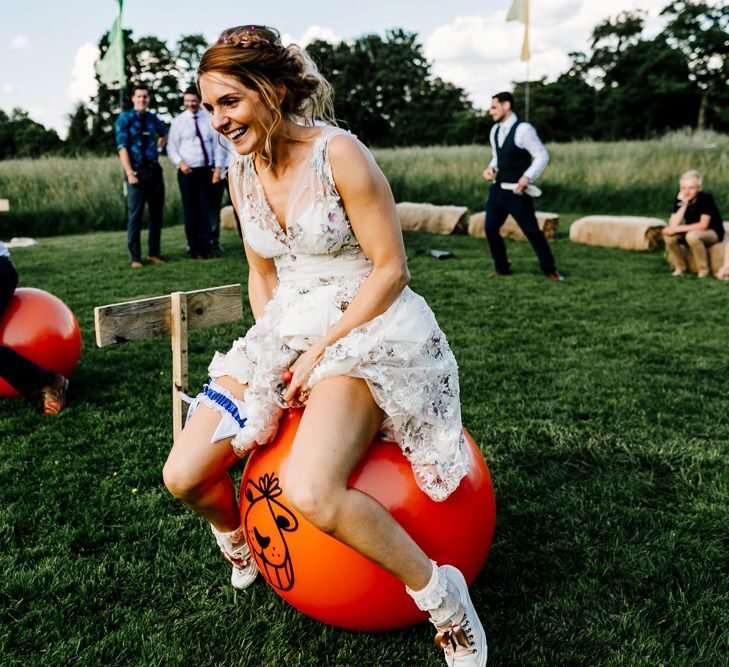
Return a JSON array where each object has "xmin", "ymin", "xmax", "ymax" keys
[{"xmin": 483, "ymin": 91, "xmax": 563, "ymax": 280}]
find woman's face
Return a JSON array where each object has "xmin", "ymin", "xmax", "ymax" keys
[{"xmin": 200, "ymin": 72, "xmax": 276, "ymax": 155}]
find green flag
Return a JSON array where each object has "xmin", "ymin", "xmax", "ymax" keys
[{"xmin": 95, "ymin": 0, "xmax": 126, "ymax": 86}]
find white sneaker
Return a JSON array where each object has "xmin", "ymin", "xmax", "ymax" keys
[
  {"xmin": 211, "ymin": 525, "xmax": 259, "ymax": 590},
  {"xmin": 432, "ymin": 566, "xmax": 487, "ymax": 667},
  {"xmin": 223, "ymin": 539, "xmax": 259, "ymax": 590}
]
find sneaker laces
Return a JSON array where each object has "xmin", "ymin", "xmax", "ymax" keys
[{"xmin": 434, "ymin": 606, "xmax": 476, "ymax": 658}]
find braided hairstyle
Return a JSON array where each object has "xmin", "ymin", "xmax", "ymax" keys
[{"xmin": 198, "ymin": 25, "xmax": 335, "ymax": 164}]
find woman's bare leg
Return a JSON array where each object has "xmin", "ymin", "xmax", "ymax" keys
[
  {"xmin": 162, "ymin": 375, "xmax": 245, "ymax": 532},
  {"xmin": 284, "ymin": 375, "xmax": 432, "ymax": 591}
]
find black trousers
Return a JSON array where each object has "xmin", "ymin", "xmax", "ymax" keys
[
  {"xmin": 209, "ymin": 175, "xmax": 229, "ymax": 248},
  {"xmin": 0, "ymin": 257, "xmax": 55, "ymax": 396},
  {"xmin": 178, "ymin": 167, "xmax": 213, "ymax": 256},
  {"xmin": 484, "ymin": 184, "xmax": 556, "ymax": 275}
]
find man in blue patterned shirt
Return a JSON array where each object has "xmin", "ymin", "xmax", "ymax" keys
[{"xmin": 115, "ymin": 84, "xmax": 169, "ymax": 268}]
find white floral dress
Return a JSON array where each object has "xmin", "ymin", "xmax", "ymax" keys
[{"xmin": 206, "ymin": 126, "xmax": 468, "ymax": 501}]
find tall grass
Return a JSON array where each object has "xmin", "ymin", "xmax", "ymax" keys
[
  {"xmin": 0, "ymin": 130, "xmax": 727, "ymax": 239},
  {"xmin": 0, "ymin": 158, "xmax": 182, "ymax": 238},
  {"xmin": 377, "ymin": 129, "xmax": 729, "ymax": 216}
]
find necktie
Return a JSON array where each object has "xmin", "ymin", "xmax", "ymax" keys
[
  {"xmin": 193, "ymin": 114, "xmax": 210, "ymax": 166},
  {"xmin": 139, "ymin": 112, "xmax": 150, "ymax": 166}
]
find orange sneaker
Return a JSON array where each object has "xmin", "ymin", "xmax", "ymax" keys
[{"xmin": 41, "ymin": 374, "xmax": 69, "ymax": 415}]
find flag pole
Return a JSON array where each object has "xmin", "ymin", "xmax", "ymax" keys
[
  {"xmin": 525, "ymin": 0, "xmax": 530, "ymax": 121},
  {"xmin": 118, "ymin": 0, "xmax": 124, "ymax": 113},
  {"xmin": 525, "ymin": 61, "xmax": 530, "ymax": 122}
]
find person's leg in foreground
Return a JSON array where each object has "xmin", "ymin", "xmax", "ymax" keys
[{"xmin": 285, "ymin": 376, "xmax": 487, "ymax": 666}]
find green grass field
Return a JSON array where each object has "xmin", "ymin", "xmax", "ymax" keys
[{"xmin": 1, "ymin": 220, "xmax": 727, "ymax": 666}]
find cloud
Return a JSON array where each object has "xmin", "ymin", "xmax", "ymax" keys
[
  {"xmin": 283, "ymin": 25, "xmax": 341, "ymax": 48},
  {"xmin": 10, "ymin": 35, "xmax": 29, "ymax": 49},
  {"xmin": 67, "ymin": 43, "xmax": 100, "ymax": 104},
  {"xmin": 424, "ymin": 0, "xmax": 670, "ymax": 110},
  {"xmin": 1, "ymin": 84, "xmax": 15, "ymax": 94}
]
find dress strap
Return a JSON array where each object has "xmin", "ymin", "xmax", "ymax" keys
[{"xmin": 311, "ymin": 126, "xmax": 351, "ymax": 197}]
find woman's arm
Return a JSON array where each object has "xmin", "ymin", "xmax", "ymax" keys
[
  {"xmin": 245, "ymin": 243, "xmax": 278, "ymax": 320},
  {"xmin": 283, "ymin": 134, "xmax": 409, "ymax": 401},
  {"xmin": 229, "ymin": 184, "xmax": 277, "ymax": 320}
]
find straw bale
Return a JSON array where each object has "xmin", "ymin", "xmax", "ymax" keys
[
  {"xmin": 468, "ymin": 211, "xmax": 559, "ymax": 240},
  {"xmin": 569, "ymin": 216, "xmax": 666, "ymax": 251},
  {"xmin": 682, "ymin": 240, "xmax": 727, "ymax": 276},
  {"xmin": 220, "ymin": 205, "xmax": 238, "ymax": 230},
  {"xmin": 395, "ymin": 202, "xmax": 469, "ymax": 235}
]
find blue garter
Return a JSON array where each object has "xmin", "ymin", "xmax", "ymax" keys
[{"xmin": 202, "ymin": 381, "xmax": 247, "ymax": 428}]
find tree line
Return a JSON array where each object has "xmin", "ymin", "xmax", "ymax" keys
[{"xmin": 0, "ymin": 0, "xmax": 725, "ymax": 159}]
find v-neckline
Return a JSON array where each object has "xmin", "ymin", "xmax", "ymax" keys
[{"xmin": 249, "ymin": 131, "xmax": 326, "ymax": 236}]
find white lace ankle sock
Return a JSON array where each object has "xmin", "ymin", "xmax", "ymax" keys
[
  {"xmin": 406, "ymin": 560, "xmax": 461, "ymax": 625},
  {"xmin": 210, "ymin": 524, "xmax": 247, "ymax": 557}
]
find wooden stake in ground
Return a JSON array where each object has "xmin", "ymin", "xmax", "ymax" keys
[{"xmin": 94, "ymin": 284, "xmax": 243, "ymax": 439}]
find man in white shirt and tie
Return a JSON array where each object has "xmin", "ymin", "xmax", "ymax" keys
[
  {"xmin": 167, "ymin": 88, "xmax": 220, "ymax": 259},
  {"xmin": 483, "ymin": 91, "xmax": 563, "ymax": 280}
]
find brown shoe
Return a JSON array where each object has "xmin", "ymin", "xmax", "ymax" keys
[
  {"xmin": 147, "ymin": 256, "xmax": 164, "ymax": 264},
  {"xmin": 547, "ymin": 271, "xmax": 565, "ymax": 281},
  {"xmin": 41, "ymin": 374, "xmax": 69, "ymax": 415},
  {"xmin": 130, "ymin": 261, "xmax": 143, "ymax": 268}
]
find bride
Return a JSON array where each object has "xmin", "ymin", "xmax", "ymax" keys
[{"xmin": 162, "ymin": 25, "xmax": 487, "ymax": 667}]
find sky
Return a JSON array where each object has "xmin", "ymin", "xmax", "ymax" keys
[{"xmin": 1, "ymin": 0, "xmax": 671, "ymax": 138}]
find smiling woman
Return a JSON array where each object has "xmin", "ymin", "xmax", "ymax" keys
[
  {"xmin": 161, "ymin": 24, "xmax": 488, "ymax": 667},
  {"xmin": 197, "ymin": 25, "xmax": 335, "ymax": 165}
]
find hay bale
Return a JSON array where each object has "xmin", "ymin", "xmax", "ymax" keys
[
  {"xmin": 468, "ymin": 211, "xmax": 559, "ymax": 240},
  {"xmin": 683, "ymin": 240, "xmax": 727, "ymax": 276},
  {"xmin": 395, "ymin": 202, "xmax": 468, "ymax": 235},
  {"xmin": 569, "ymin": 216, "xmax": 666, "ymax": 251},
  {"xmin": 220, "ymin": 205, "xmax": 238, "ymax": 230}
]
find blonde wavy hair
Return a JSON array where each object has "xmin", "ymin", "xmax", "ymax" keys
[{"xmin": 198, "ymin": 25, "xmax": 336, "ymax": 165}]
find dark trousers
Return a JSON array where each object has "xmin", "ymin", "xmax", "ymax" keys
[
  {"xmin": 484, "ymin": 184, "xmax": 556, "ymax": 275},
  {"xmin": 0, "ymin": 257, "xmax": 54, "ymax": 396},
  {"xmin": 127, "ymin": 165, "xmax": 164, "ymax": 262},
  {"xmin": 178, "ymin": 167, "xmax": 213, "ymax": 257},
  {"xmin": 208, "ymin": 176, "xmax": 228, "ymax": 248}
]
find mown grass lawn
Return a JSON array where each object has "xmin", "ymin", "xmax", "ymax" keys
[{"xmin": 1, "ymin": 219, "xmax": 727, "ymax": 666}]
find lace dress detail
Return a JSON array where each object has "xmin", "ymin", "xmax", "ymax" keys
[{"xmin": 208, "ymin": 126, "xmax": 468, "ymax": 501}]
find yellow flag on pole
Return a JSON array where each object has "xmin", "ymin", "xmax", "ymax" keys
[{"xmin": 506, "ymin": 0, "xmax": 530, "ymax": 61}]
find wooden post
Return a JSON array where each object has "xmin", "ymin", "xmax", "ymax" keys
[
  {"xmin": 170, "ymin": 291, "xmax": 189, "ymax": 440},
  {"xmin": 94, "ymin": 284, "xmax": 243, "ymax": 436}
]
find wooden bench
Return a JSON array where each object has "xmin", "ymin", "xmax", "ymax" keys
[{"xmin": 94, "ymin": 284, "xmax": 243, "ymax": 437}]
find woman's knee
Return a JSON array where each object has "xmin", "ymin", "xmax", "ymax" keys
[
  {"xmin": 162, "ymin": 441, "xmax": 208, "ymax": 502},
  {"xmin": 285, "ymin": 474, "xmax": 340, "ymax": 534}
]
